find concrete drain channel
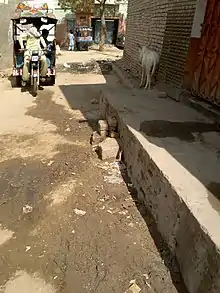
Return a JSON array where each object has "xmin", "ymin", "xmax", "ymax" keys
[{"xmin": 97, "ymin": 89, "xmax": 220, "ymax": 293}]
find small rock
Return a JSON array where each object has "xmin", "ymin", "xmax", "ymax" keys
[
  {"xmin": 23, "ymin": 205, "xmax": 33, "ymax": 214},
  {"xmin": 157, "ymin": 91, "xmax": 167, "ymax": 99},
  {"xmin": 98, "ymin": 137, "xmax": 120, "ymax": 160},
  {"xmin": 25, "ymin": 246, "xmax": 31, "ymax": 252},
  {"xmin": 91, "ymin": 98, "xmax": 99, "ymax": 104},
  {"xmin": 63, "ymin": 62, "xmax": 70, "ymax": 68},
  {"xmin": 125, "ymin": 280, "xmax": 141, "ymax": 293},
  {"xmin": 98, "ymin": 120, "xmax": 108, "ymax": 138},
  {"xmin": 74, "ymin": 208, "xmax": 86, "ymax": 216},
  {"xmin": 128, "ymin": 222, "xmax": 134, "ymax": 228}
]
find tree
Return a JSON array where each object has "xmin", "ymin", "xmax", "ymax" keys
[
  {"xmin": 58, "ymin": 0, "xmax": 107, "ymax": 51},
  {"xmin": 58, "ymin": 0, "xmax": 93, "ymax": 13},
  {"xmin": 96, "ymin": 0, "xmax": 107, "ymax": 51}
]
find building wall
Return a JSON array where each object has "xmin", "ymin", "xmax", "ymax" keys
[
  {"xmin": 184, "ymin": 0, "xmax": 208, "ymax": 90},
  {"xmin": 123, "ymin": 0, "xmax": 197, "ymax": 88},
  {"xmin": 0, "ymin": 0, "xmax": 17, "ymax": 70}
]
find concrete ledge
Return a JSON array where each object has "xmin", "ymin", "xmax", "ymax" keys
[
  {"xmin": 112, "ymin": 62, "xmax": 220, "ymax": 124},
  {"xmin": 112, "ymin": 62, "xmax": 182, "ymax": 101},
  {"xmin": 111, "ymin": 63, "xmax": 134, "ymax": 89},
  {"xmin": 156, "ymin": 81, "xmax": 182, "ymax": 102},
  {"xmin": 99, "ymin": 88, "xmax": 220, "ymax": 293}
]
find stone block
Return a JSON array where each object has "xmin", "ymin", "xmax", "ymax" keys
[
  {"xmin": 98, "ymin": 137, "xmax": 120, "ymax": 160},
  {"xmin": 98, "ymin": 119, "xmax": 108, "ymax": 138}
]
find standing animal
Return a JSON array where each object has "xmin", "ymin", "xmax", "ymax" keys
[{"xmin": 138, "ymin": 44, "xmax": 159, "ymax": 90}]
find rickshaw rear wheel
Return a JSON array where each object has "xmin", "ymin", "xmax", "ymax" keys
[
  {"xmin": 50, "ymin": 76, "xmax": 55, "ymax": 85},
  {"xmin": 11, "ymin": 76, "xmax": 21, "ymax": 88}
]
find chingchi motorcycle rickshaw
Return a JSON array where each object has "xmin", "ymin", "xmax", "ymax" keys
[
  {"xmin": 75, "ymin": 26, "xmax": 93, "ymax": 51},
  {"xmin": 11, "ymin": 2, "xmax": 57, "ymax": 96}
]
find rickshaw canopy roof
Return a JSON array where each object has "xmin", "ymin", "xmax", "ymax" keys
[{"xmin": 11, "ymin": 1, "xmax": 57, "ymax": 24}]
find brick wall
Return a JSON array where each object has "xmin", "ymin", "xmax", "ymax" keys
[{"xmin": 123, "ymin": 0, "xmax": 197, "ymax": 88}]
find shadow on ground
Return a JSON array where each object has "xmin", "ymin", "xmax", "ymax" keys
[{"xmin": 0, "ymin": 87, "xmax": 94, "ymax": 289}]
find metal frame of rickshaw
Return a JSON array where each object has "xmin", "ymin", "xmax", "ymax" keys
[{"xmin": 11, "ymin": 15, "xmax": 57, "ymax": 85}]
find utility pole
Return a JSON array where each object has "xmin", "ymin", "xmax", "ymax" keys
[{"xmin": 0, "ymin": 0, "xmax": 17, "ymax": 70}]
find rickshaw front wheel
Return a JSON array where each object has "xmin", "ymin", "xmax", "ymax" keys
[{"xmin": 32, "ymin": 77, "xmax": 38, "ymax": 97}]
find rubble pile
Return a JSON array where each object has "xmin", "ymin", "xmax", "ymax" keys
[{"xmin": 90, "ymin": 114, "xmax": 120, "ymax": 161}]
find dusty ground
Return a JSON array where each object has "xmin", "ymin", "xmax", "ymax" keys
[{"xmin": 0, "ymin": 49, "xmax": 187, "ymax": 293}]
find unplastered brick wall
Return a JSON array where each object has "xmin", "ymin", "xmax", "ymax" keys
[{"xmin": 123, "ymin": 0, "xmax": 197, "ymax": 88}]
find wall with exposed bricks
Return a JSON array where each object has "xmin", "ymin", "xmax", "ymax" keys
[{"xmin": 123, "ymin": 0, "xmax": 197, "ymax": 88}]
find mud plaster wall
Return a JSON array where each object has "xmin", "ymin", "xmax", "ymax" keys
[
  {"xmin": 100, "ymin": 91, "xmax": 220, "ymax": 293},
  {"xmin": 123, "ymin": 0, "xmax": 197, "ymax": 88}
]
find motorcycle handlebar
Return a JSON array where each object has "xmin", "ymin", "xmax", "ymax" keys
[{"xmin": 19, "ymin": 49, "xmax": 47, "ymax": 53}]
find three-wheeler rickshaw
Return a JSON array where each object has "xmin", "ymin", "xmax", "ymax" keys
[
  {"xmin": 75, "ymin": 26, "xmax": 93, "ymax": 51},
  {"xmin": 11, "ymin": 2, "xmax": 57, "ymax": 96}
]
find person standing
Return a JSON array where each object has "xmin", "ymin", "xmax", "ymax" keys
[{"xmin": 68, "ymin": 30, "xmax": 75, "ymax": 51}]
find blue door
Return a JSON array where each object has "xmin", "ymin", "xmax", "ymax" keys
[{"xmin": 94, "ymin": 20, "xmax": 115, "ymax": 44}]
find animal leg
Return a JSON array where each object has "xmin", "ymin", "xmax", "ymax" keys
[
  {"xmin": 151, "ymin": 63, "xmax": 157, "ymax": 87},
  {"xmin": 145, "ymin": 72, "xmax": 150, "ymax": 90},
  {"xmin": 142, "ymin": 68, "xmax": 147, "ymax": 88},
  {"xmin": 139, "ymin": 69, "xmax": 144, "ymax": 88},
  {"xmin": 148, "ymin": 75, "xmax": 151, "ymax": 90}
]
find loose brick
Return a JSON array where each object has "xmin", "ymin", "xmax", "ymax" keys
[{"xmin": 98, "ymin": 137, "xmax": 120, "ymax": 160}]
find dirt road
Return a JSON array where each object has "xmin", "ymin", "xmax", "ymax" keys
[{"xmin": 0, "ymin": 49, "xmax": 187, "ymax": 293}]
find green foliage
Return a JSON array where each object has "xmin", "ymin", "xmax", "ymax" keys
[{"xmin": 58, "ymin": 0, "xmax": 94, "ymax": 12}]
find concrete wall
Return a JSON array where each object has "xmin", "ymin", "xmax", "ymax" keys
[
  {"xmin": 123, "ymin": 0, "xmax": 197, "ymax": 88},
  {"xmin": 0, "ymin": 0, "xmax": 17, "ymax": 70}
]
